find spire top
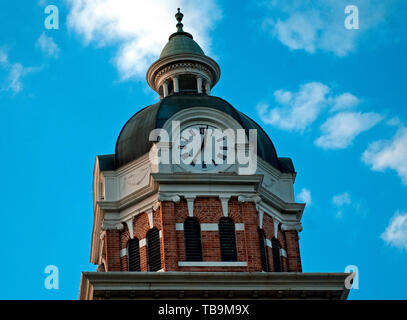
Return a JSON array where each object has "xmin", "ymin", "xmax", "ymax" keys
[{"xmin": 175, "ymin": 8, "xmax": 184, "ymax": 32}]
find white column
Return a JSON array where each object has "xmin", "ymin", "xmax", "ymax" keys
[
  {"xmin": 205, "ymin": 81, "xmax": 211, "ymax": 95},
  {"xmin": 173, "ymin": 76, "xmax": 179, "ymax": 93},
  {"xmin": 197, "ymin": 76, "xmax": 203, "ymax": 93},
  {"xmin": 162, "ymin": 81, "xmax": 169, "ymax": 97}
]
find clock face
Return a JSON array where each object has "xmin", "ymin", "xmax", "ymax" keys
[{"xmin": 179, "ymin": 123, "xmax": 228, "ymax": 171}]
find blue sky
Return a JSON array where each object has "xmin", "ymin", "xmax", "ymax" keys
[{"xmin": 0, "ymin": 0, "xmax": 406, "ymax": 299}]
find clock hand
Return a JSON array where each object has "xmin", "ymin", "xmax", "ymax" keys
[{"xmin": 191, "ymin": 125, "xmax": 208, "ymax": 165}]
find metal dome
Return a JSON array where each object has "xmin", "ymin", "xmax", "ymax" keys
[{"xmin": 115, "ymin": 94, "xmax": 294, "ymax": 173}]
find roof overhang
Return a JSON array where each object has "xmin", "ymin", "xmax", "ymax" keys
[{"xmin": 79, "ymin": 271, "xmax": 351, "ymax": 300}]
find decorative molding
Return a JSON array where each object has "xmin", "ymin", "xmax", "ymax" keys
[
  {"xmin": 238, "ymin": 194, "xmax": 261, "ymax": 203},
  {"xmin": 220, "ymin": 196, "xmax": 230, "ymax": 217},
  {"xmin": 79, "ymin": 271, "xmax": 351, "ymax": 300},
  {"xmin": 185, "ymin": 196, "xmax": 196, "ymax": 217},
  {"xmin": 125, "ymin": 218, "xmax": 134, "ymax": 239},
  {"xmin": 146, "ymin": 53, "xmax": 221, "ymax": 94},
  {"xmin": 274, "ymin": 221, "xmax": 279, "ymax": 238},
  {"xmin": 258, "ymin": 209, "xmax": 264, "ymax": 229},
  {"xmin": 101, "ymin": 222, "xmax": 124, "ymax": 231},
  {"xmin": 147, "ymin": 211, "xmax": 154, "ymax": 229},
  {"xmin": 281, "ymin": 222, "xmax": 303, "ymax": 232},
  {"xmin": 152, "ymin": 202, "xmax": 160, "ymax": 212},
  {"xmin": 159, "ymin": 194, "xmax": 181, "ymax": 203}
]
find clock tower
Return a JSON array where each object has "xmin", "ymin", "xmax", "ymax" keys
[{"xmin": 79, "ymin": 9, "xmax": 350, "ymax": 300}]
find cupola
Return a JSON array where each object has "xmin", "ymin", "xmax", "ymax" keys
[{"xmin": 146, "ymin": 9, "xmax": 221, "ymax": 98}]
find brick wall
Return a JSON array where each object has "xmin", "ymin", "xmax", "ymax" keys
[{"xmin": 105, "ymin": 196, "xmax": 302, "ymax": 273}]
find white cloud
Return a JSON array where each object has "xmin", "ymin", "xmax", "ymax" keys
[
  {"xmin": 257, "ymin": 82, "xmax": 330, "ymax": 131},
  {"xmin": 66, "ymin": 0, "xmax": 221, "ymax": 79},
  {"xmin": 0, "ymin": 50, "xmax": 36, "ymax": 94},
  {"xmin": 262, "ymin": 0, "xmax": 396, "ymax": 56},
  {"xmin": 315, "ymin": 112, "xmax": 383, "ymax": 149},
  {"xmin": 36, "ymin": 32, "xmax": 59, "ymax": 58},
  {"xmin": 297, "ymin": 188, "xmax": 312, "ymax": 206},
  {"xmin": 331, "ymin": 93, "xmax": 360, "ymax": 112},
  {"xmin": 386, "ymin": 117, "xmax": 403, "ymax": 127},
  {"xmin": 257, "ymin": 82, "xmax": 365, "ymax": 133},
  {"xmin": 333, "ymin": 192, "xmax": 351, "ymax": 207},
  {"xmin": 381, "ymin": 211, "xmax": 407, "ymax": 250},
  {"xmin": 332, "ymin": 192, "xmax": 351, "ymax": 218},
  {"xmin": 362, "ymin": 127, "xmax": 407, "ymax": 184}
]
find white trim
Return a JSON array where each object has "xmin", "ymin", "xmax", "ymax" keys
[
  {"xmin": 120, "ymin": 248, "xmax": 128, "ymax": 257},
  {"xmin": 148, "ymin": 211, "xmax": 154, "ymax": 229},
  {"xmin": 201, "ymin": 223, "xmax": 218, "ymax": 231},
  {"xmin": 274, "ymin": 221, "xmax": 279, "ymax": 238},
  {"xmin": 186, "ymin": 196, "xmax": 195, "ymax": 217},
  {"xmin": 280, "ymin": 248, "xmax": 287, "ymax": 258},
  {"xmin": 235, "ymin": 223, "xmax": 245, "ymax": 231},
  {"xmin": 258, "ymin": 209, "xmax": 264, "ymax": 229},
  {"xmin": 159, "ymin": 230, "xmax": 163, "ymax": 238},
  {"xmin": 178, "ymin": 261, "xmax": 247, "ymax": 267},
  {"xmin": 266, "ymin": 239, "xmax": 272, "ymax": 248},
  {"xmin": 175, "ymin": 223, "xmax": 245, "ymax": 231},
  {"xmin": 220, "ymin": 196, "xmax": 230, "ymax": 217},
  {"xmin": 125, "ymin": 219, "xmax": 134, "ymax": 239},
  {"xmin": 139, "ymin": 238, "xmax": 146, "ymax": 247}
]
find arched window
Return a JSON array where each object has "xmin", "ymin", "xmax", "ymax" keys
[
  {"xmin": 184, "ymin": 217, "xmax": 203, "ymax": 261},
  {"xmin": 146, "ymin": 228, "xmax": 162, "ymax": 272},
  {"xmin": 271, "ymin": 238, "xmax": 282, "ymax": 272},
  {"xmin": 127, "ymin": 238, "xmax": 141, "ymax": 272},
  {"xmin": 218, "ymin": 217, "xmax": 238, "ymax": 261},
  {"xmin": 258, "ymin": 228, "xmax": 269, "ymax": 272}
]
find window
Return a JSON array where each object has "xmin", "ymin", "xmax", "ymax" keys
[
  {"xmin": 258, "ymin": 228, "xmax": 269, "ymax": 272},
  {"xmin": 184, "ymin": 217, "xmax": 203, "ymax": 261},
  {"xmin": 146, "ymin": 228, "xmax": 161, "ymax": 271},
  {"xmin": 271, "ymin": 238, "xmax": 282, "ymax": 272},
  {"xmin": 218, "ymin": 217, "xmax": 238, "ymax": 261},
  {"xmin": 127, "ymin": 238, "xmax": 141, "ymax": 271}
]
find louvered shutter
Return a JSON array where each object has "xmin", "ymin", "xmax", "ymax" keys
[
  {"xmin": 147, "ymin": 228, "xmax": 162, "ymax": 272},
  {"xmin": 184, "ymin": 218, "xmax": 203, "ymax": 261},
  {"xmin": 258, "ymin": 228, "xmax": 269, "ymax": 272},
  {"xmin": 219, "ymin": 218, "xmax": 238, "ymax": 261},
  {"xmin": 272, "ymin": 238, "xmax": 282, "ymax": 272},
  {"xmin": 128, "ymin": 238, "xmax": 141, "ymax": 271}
]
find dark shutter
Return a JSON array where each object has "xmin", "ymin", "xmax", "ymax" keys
[
  {"xmin": 272, "ymin": 238, "xmax": 282, "ymax": 272},
  {"xmin": 128, "ymin": 238, "xmax": 141, "ymax": 271},
  {"xmin": 184, "ymin": 218, "xmax": 203, "ymax": 261},
  {"xmin": 219, "ymin": 218, "xmax": 238, "ymax": 261},
  {"xmin": 147, "ymin": 228, "xmax": 162, "ymax": 272},
  {"xmin": 258, "ymin": 228, "xmax": 269, "ymax": 272}
]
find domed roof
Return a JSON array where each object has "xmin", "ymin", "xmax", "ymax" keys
[
  {"xmin": 115, "ymin": 94, "xmax": 294, "ymax": 173},
  {"xmin": 159, "ymin": 8, "xmax": 205, "ymax": 59},
  {"xmin": 160, "ymin": 33, "xmax": 205, "ymax": 59}
]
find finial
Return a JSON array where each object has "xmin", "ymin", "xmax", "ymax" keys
[{"xmin": 175, "ymin": 8, "xmax": 184, "ymax": 32}]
